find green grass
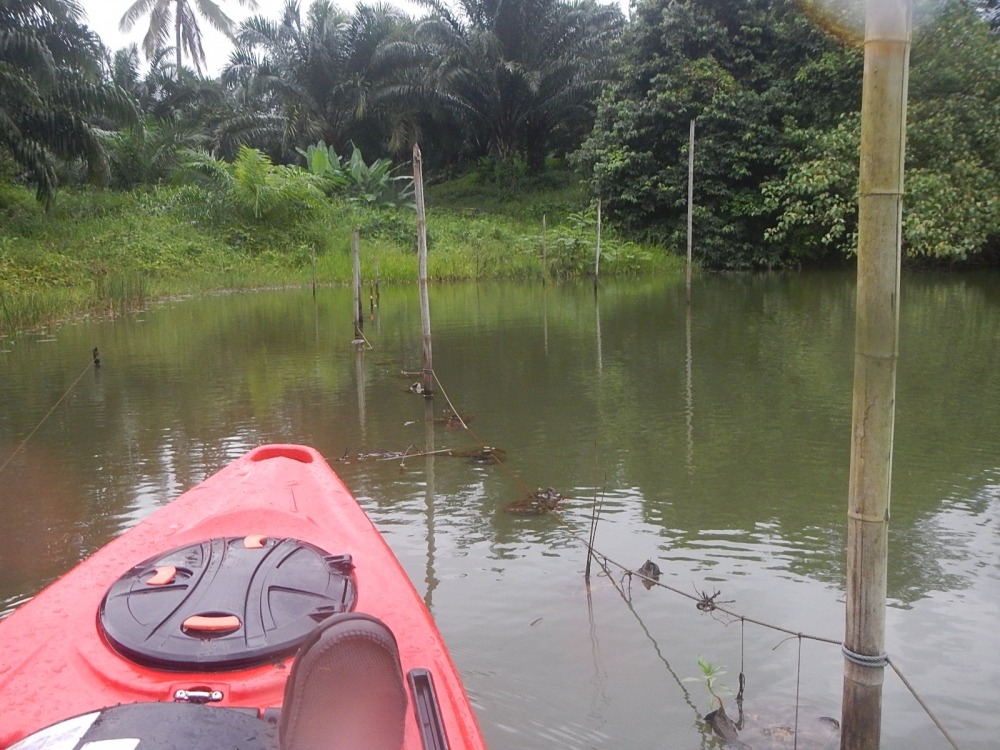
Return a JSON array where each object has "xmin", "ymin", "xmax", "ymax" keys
[{"xmin": 0, "ymin": 171, "xmax": 684, "ymax": 337}]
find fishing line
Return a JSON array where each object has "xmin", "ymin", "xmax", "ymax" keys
[{"xmin": 0, "ymin": 360, "xmax": 94, "ymax": 477}]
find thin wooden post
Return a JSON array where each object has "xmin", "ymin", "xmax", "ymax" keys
[
  {"xmin": 686, "ymin": 118, "xmax": 695, "ymax": 305},
  {"xmin": 352, "ymin": 229, "xmax": 363, "ymax": 342},
  {"xmin": 593, "ymin": 199, "xmax": 602, "ymax": 291},
  {"xmin": 841, "ymin": 2, "xmax": 912, "ymax": 749},
  {"xmin": 542, "ymin": 214, "xmax": 548, "ymax": 284},
  {"xmin": 311, "ymin": 245, "xmax": 317, "ymax": 298},
  {"xmin": 413, "ymin": 144, "xmax": 433, "ymax": 396}
]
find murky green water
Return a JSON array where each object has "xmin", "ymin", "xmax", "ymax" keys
[{"xmin": 1, "ymin": 272, "xmax": 998, "ymax": 748}]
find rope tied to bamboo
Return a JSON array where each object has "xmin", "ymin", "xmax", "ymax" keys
[{"xmin": 841, "ymin": 645, "xmax": 889, "ymax": 669}]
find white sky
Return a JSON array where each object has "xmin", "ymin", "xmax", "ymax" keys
[{"xmin": 80, "ymin": 0, "xmax": 427, "ymax": 76}]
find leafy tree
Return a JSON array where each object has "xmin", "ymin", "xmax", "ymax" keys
[
  {"xmin": 119, "ymin": 0, "xmax": 259, "ymax": 77},
  {"xmin": 763, "ymin": 0, "xmax": 1000, "ymax": 261},
  {"xmin": 574, "ymin": 0, "xmax": 858, "ymax": 269},
  {"xmin": 103, "ymin": 42, "xmax": 250, "ymax": 184},
  {"xmin": 975, "ymin": 0, "xmax": 1000, "ymax": 31},
  {"xmin": 0, "ymin": 0, "xmax": 139, "ymax": 204}
]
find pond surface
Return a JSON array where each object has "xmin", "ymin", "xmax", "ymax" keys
[{"xmin": 1, "ymin": 272, "xmax": 998, "ymax": 749}]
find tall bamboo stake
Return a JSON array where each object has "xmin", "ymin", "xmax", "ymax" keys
[
  {"xmin": 686, "ymin": 119, "xmax": 695, "ymax": 305},
  {"xmin": 352, "ymin": 229, "xmax": 363, "ymax": 341},
  {"xmin": 841, "ymin": 3, "xmax": 911, "ymax": 748},
  {"xmin": 413, "ymin": 144, "xmax": 433, "ymax": 396}
]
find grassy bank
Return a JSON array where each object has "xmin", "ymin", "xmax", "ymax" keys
[{"xmin": 0, "ymin": 171, "xmax": 682, "ymax": 336}]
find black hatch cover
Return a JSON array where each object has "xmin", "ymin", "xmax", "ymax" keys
[
  {"xmin": 99, "ymin": 536, "xmax": 357, "ymax": 671},
  {"xmin": 8, "ymin": 703, "xmax": 276, "ymax": 749}
]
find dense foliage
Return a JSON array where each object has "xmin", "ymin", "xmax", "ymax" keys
[
  {"xmin": 763, "ymin": 0, "xmax": 1000, "ymax": 265},
  {"xmin": 575, "ymin": 0, "xmax": 862, "ymax": 269},
  {"xmin": 1, "ymin": 0, "xmax": 998, "ymax": 270},
  {"xmin": 576, "ymin": 0, "xmax": 1000, "ymax": 268}
]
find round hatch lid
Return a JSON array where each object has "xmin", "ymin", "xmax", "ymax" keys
[{"xmin": 99, "ymin": 536, "xmax": 357, "ymax": 671}]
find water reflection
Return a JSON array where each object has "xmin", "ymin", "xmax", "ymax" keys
[{"xmin": 1, "ymin": 273, "xmax": 998, "ymax": 748}]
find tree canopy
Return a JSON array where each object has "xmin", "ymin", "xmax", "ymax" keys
[
  {"xmin": 1, "ymin": 0, "xmax": 138, "ymax": 204},
  {"xmin": 2, "ymin": 0, "xmax": 998, "ymax": 266},
  {"xmin": 575, "ymin": 0, "xmax": 999, "ymax": 268},
  {"xmin": 119, "ymin": 0, "xmax": 259, "ymax": 76}
]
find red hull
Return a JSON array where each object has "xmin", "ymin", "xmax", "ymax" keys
[{"xmin": 0, "ymin": 444, "xmax": 486, "ymax": 749}]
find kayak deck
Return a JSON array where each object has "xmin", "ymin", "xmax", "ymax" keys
[{"xmin": 0, "ymin": 444, "xmax": 485, "ymax": 749}]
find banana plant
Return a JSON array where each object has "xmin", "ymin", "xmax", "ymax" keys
[{"xmin": 298, "ymin": 141, "xmax": 413, "ymax": 209}]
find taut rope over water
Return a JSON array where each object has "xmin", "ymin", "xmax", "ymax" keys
[{"xmin": 0, "ymin": 356, "xmax": 96, "ymax": 477}]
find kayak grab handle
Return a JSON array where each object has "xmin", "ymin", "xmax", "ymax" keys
[
  {"xmin": 408, "ymin": 668, "xmax": 449, "ymax": 750},
  {"xmin": 182, "ymin": 614, "xmax": 242, "ymax": 636},
  {"xmin": 146, "ymin": 566, "xmax": 177, "ymax": 586},
  {"xmin": 247, "ymin": 444, "xmax": 316, "ymax": 463}
]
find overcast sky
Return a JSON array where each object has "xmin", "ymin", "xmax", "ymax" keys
[{"xmin": 79, "ymin": 0, "xmax": 426, "ymax": 76}]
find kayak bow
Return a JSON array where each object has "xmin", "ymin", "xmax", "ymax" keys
[{"xmin": 0, "ymin": 444, "xmax": 486, "ymax": 750}]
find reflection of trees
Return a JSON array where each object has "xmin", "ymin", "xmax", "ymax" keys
[
  {"xmin": 2, "ymin": 275, "xmax": 997, "ymax": 610},
  {"xmin": 887, "ymin": 475, "xmax": 1000, "ymax": 605},
  {"xmin": 0, "ymin": 288, "xmax": 363, "ymax": 602}
]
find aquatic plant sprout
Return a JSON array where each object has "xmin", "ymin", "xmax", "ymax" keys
[
  {"xmin": 798, "ymin": 0, "xmax": 942, "ymax": 44},
  {"xmin": 683, "ymin": 657, "xmax": 732, "ymax": 710}
]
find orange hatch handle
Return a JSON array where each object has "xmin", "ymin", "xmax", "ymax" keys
[
  {"xmin": 146, "ymin": 566, "xmax": 177, "ymax": 586},
  {"xmin": 182, "ymin": 614, "xmax": 242, "ymax": 635}
]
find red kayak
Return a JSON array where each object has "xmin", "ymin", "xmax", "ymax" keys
[{"xmin": 0, "ymin": 444, "xmax": 486, "ymax": 750}]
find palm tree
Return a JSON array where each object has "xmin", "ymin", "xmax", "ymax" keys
[
  {"xmin": 119, "ymin": 0, "xmax": 259, "ymax": 78},
  {"xmin": 222, "ymin": 0, "xmax": 411, "ymax": 159},
  {"xmin": 0, "ymin": 0, "xmax": 139, "ymax": 203},
  {"xmin": 395, "ymin": 0, "xmax": 624, "ymax": 172}
]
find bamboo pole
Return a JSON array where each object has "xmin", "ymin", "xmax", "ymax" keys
[
  {"xmin": 352, "ymin": 229, "xmax": 363, "ymax": 342},
  {"xmin": 686, "ymin": 118, "xmax": 695, "ymax": 305},
  {"xmin": 841, "ymin": 3, "xmax": 912, "ymax": 749},
  {"xmin": 413, "ymin": 144, "xmax": 433, "ymax": 396}
]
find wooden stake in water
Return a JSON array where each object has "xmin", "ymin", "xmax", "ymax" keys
[
  {"xmin": 842, "ymin": 3, "xmax": 911, "ymax": 749},
  {"xmin": 352, "ymin": 229, "xmax": 363, "ymax": 342},
  {"xmin": 413, "ymin": 144, "xmax": 433, "ymax": 396},
  {"xmin": 686, "ymin": 118, "xmax": 695, "ymax": 305}
]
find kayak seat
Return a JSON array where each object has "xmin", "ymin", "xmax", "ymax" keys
[{"xmin": 280, "ymin": 612, "xmax": 408, "ymax": 750}]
